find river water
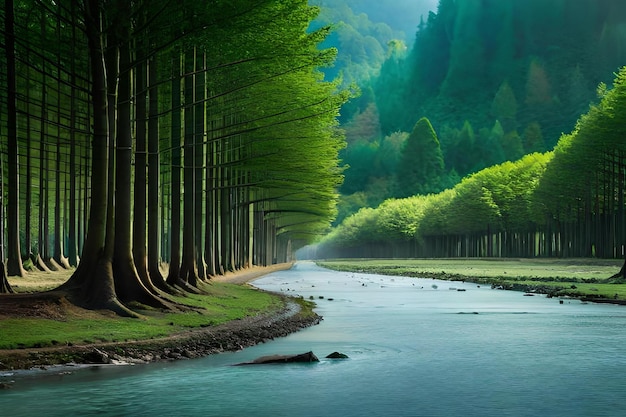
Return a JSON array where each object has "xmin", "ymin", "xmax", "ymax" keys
[{"xmin": 2, "ymin": 261, "xmax": 626, "ymax": 416}]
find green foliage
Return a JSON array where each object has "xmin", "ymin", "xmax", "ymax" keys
[
  {"xmin": 340, "ymin": 139, "xmax": 378, "ymax": 195},
  {"xmin": 320, "ymin": 67, "xmax": 626, "ymax": 257},
  {"xmin": 523, "ymin": 122, "xmax": 546, "ymax": 154},
  {"xmin": 501, "ymin": 131, "xmax": 525, "ymax": 162},
  {"xmin": 394, "ymin": 117, "xmax": 445, "ymax": 198},
  {"xmin": 325, "ymin": 206, "xmax": 379, "ymax": 247},
  {"xmin": 320, "ymin": 148, "xmax": 551, "ymax": 249},
  {"xmin": 375, "ymin": 196, "xmax": 427, "ymax": 240},
  {"xmin": 377, "ymin": 131, "xmax": 408, "ymax": 176},
  {"xmin": 491, "ymin": 81, "xmax": 518, "ymax": 133},
  {"xmin": 532, "ymin": 66, "xmax": 626, "ymax": 223},
  {"xmin": 313, "ymin": 2, "xmax": 403, "ymax": 86},
  {"xmin": 2, "ymin": 0, "xmax": 350, "ymax": 290},
  {"xmin": 370, "ymin": 0, "xmax": 626, "ymax": 179}
]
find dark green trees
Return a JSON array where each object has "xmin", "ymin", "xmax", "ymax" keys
[{"xmin": 395, "ymin": 118, "xmax": 444, "ymax": 198}]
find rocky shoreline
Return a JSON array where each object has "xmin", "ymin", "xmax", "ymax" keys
[{"xmin": 0, "ymin": 297, "xmax": 321, "ymax": 383}]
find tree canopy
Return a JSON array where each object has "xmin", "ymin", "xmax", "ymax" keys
[{"xmin": 0, "ymin": 1, "xmax": 348, "ymax": 307}]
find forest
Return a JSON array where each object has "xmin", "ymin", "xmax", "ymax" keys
[
  {"xmin": 318, "ymin": 67, "xmax": 626, "ymax": 266},
  {"xmin": 316, "ymin": 0, "xmax": 626, "ymax": 267},
  {"xmin": 0, "ymin": 0, "xmax": 347, "ymax": 310},
  {"xmin": 4, "ymin": 0, "xmax": 626, "ymax": 309},
  {"xmin": 332, "ymin": 0, "xmax": 626, "ymax": 221}
]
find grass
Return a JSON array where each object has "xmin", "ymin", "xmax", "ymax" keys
[
  {"xmin": 0, "ymin": 281, "xmax": 284, "ymax": 350},
  {"xmin": 316, "ymin": 258, "xmax": 626, "ymax": 300}
]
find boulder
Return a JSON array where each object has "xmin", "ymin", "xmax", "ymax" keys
[
  {"xmin": 84, "ymin": 348, "xmax": 111, "ymax": 364},
  {"xmin": 326, "ymin": 352, "xmax": 349, "ymax": 359},
  {"xmin": 236, "ymin": 351, "xmax": 319, "ymax": 365}
]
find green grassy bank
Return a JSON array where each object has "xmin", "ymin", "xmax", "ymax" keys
[
  {"xmin": 0, "ymin": 282, "xmax": 285, "ymax": 351},
  {"xmin": 316, "ymin": 258, "xmax": 626, "ymax": 301}
]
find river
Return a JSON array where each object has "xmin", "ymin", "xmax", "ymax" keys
[{"xmin": 2, "ymin": 261, "xmax": 626, "ymax": 416}]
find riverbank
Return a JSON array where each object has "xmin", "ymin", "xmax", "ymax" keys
[
  {"xmin": 0, "ymin": 264, "xmax": 321, "ymax": 380},
  {"xmin": 316, "ymin": 258, "xmax": 626, "ymax": 303}
]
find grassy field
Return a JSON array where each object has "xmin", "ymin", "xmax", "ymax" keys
[
  {"xmin": 1, "ymin": 269, "xmax": 285, "ymax": 350},
  {"xmin": 316, "ymin": 258, "xmax": 626, "ymax": 300}
]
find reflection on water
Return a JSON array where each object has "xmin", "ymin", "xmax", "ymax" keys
[{"xmin": 2, "ymin": 261, "xmax": 626, "ymax": 416}]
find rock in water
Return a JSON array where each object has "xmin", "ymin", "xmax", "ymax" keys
[
  {"xmin": 236, "ymin": 351, "xmax": 319, "ymax": 365},
  {"xmin": 326, "ymin": 352, "xmax": 349, "ymax": 359}
]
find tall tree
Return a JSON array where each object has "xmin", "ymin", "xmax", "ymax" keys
[
  {"xmin": 60, "ymin": 0, "xmax": 131, "ymax": 315},
  {"xmin": 2, "ymin": 0, "xmax": 347, "ymax": 311},
  {"xmin": 394, "ymin": 117, "xmax": 444, "ymax": 198},
  {"xmin": 5, "ymin": 0, "xmax": 26, "ymax": 277}
]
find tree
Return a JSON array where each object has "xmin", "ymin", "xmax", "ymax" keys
[
  {"xmin": 491, "ymin": 81, "xmax": 518, "ymax": 133},
  {"xmin": 523, "ymin": 122, "xmax": 546, "ymax": 154},
  {"xmin": 525, "ymin": 59, "xmax": 553, "ymax": 106},
  {"xmin": 1, "ymin": 0, "xmax": 347, "ymax": 313},
  {"xmin": 501, "ymin": 131, "xmax": 524, "ymax": 162},
  {"xmin": 4, "ymin": 0, "xmax": 26, "ymax": 278},
  {"xmin": 394, "ymin": 117, "xmax": 444, "ymax": 198},
  {"xmin": 59, "ymin": 0, "xmax": 131, "ymax": 315}
]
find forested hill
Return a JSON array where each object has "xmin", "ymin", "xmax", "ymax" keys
[
  {"xmin": 309, "ymin": 0, "xmax": 436, "ymax": 86},
  {"xmin": 380, "ymin": 0, "xmax": 626, "ymax": 142},
  {"xmin": 336, "ymin": 0, "xmax": 626, "ymax": 222}
]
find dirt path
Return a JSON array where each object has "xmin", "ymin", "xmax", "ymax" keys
[{"xmin": 211, "ymin": 263, "xmax": 294, "ymax": 284}]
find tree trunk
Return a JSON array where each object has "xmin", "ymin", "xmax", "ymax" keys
[
  {"xmin": 179, "ymin": 48, "xmax": 200, "ymax": 286},
  {"xmin": 0, "ymin": 261, "xmax": 14, "ymax": 294},
  {"xmin": 220, "ymin": 137, "xmax": 234, "ymax": 272},
  {"xmin": 132, "ymin": 40, "xmax": 154, "ymax": 293},
  {"xmin": 204, "ymin": 133, "xmax": 217, "ymax": 277},
  {"xmin": 147, "ymin": 54, "xmax": 169, "ymax": 291},
  {"xmin": 5, "ymin": 0, "xmax": 26, "ymax": 277},
  {"xmin": 60, "ymin": 0, "xmax": 133, "ymax": 316},
  {"xmin": 0, "ymin": 153, "xmax": 10, "ymax": 293},
  {"xmin": 53, "ymin": 119, "xmax": 68, "ymax": 269},
  {"xmin": 194, "ymin": 51, "xmax": 207, "ymax": 280},
  {"xmin": 112, "ymin": 28, "xmax": 168, "ymax": 308},
  {"xmin": 167, "ymin": 51, "xmax": 183, "ymax": 285},
  {"xmin": 37, "ymin": 57, "xmax": 48, "ymax": 271},
  {"xmin": 24, "ymin": 58, "xmax": 33, "ymax": 263},
  {"xmin": 67, "ymin": 2, "xmax": 79, "ymax": 267}
]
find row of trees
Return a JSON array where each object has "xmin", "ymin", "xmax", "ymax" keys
[
  {"xmin": 316, "ymin": 67, "xmax": 626, "ymax": 265},
  {"xmin": 0, "ymin": 1, "xmax": 347, "ymax": 311}
]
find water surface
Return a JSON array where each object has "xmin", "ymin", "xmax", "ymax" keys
[{"xmin": 2, "ymin": 261, "xmax": 626, "ymax": 416}]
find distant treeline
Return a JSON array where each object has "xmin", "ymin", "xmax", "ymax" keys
[{"xmin": 316, "ymin": 68, "xmax": 626, "ymax": 260}]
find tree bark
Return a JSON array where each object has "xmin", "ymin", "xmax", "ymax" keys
[
  {"xmin": 60, "ymin": 0, "xmax": 133, "ymax": 316},
  {"xmin": 194, "ymin": 51, "xmax": 207, "ymax": 280},
  {"xmin": 112, "ymin": 25, "xmax": 168, "ymax": 308},
  {"xmin": 167, "ymin": 51, "xmax": 183, "ymax": 286},
  {"xmin": 67, "ymin": 2, "xmax": 79, "ymax": 267},
  {"xmin": 147, "ymin": 54, "xmax": 170, "ymax": 291},
  {"xmin": 0, "ymin": 261, "xmax": 14, "ymax": 294},
  {"xmin": 132, "ymin": 38, "xmax": 155, "ymax": 293},
  {"xmin": 5, "ymin": 0, "xmax": 26, "ymax": 277},
  {"xmin": 179, "ymin": 48, "xmax": 200, "ymax": 286},
  {"xmin": 204, "ymin": 137, "xmax": 216, "ymax": 277}
]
